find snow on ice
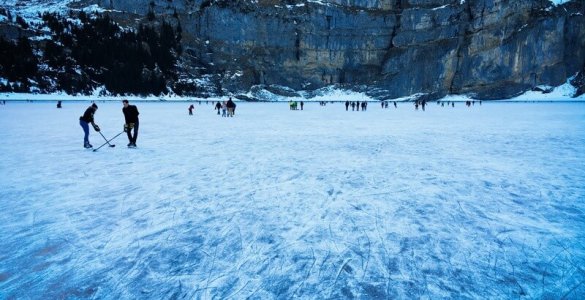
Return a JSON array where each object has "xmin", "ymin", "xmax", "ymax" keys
[{"xmin": 0, "ymin": 101, "xmax": 584, "ymax": 298}]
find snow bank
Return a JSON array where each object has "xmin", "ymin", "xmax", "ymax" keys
[{"xmin": 2, "ymin": 77, "xmax": 584, "ymax": 102}]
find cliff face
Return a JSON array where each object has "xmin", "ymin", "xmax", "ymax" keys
[{"xmin": 97, "ymin": 0, "xmax": 584, "ymax": 99}]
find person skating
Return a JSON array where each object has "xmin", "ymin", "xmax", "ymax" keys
[
  {"xmin": 79, "ymin": 103, "xmax": 100, "ymax": 148},
  {"xmin": 57, "ymin": 101, "xmax": 62, "ymax": 109},
  {"xmin": 226, "ymin": 98, "xmax": 236, "ymax": 117},
  {"xmin": 189, "ymin": 104, "xmax": 195, "ymax": 115},
  {"xmin": 345, "ymin": 101, "xmax": 350, "ymax": 111},
  {"xmin": 221, "ymin": 101, "xmax": 227, "ymax": 117},
  {"xmin": 351, "ymin": 102, "xmax": 356, "ymax": 111},
  {"xmin": 393, "ymin": 101, "xmax": 397, "ymax": 108},
  {"xmin": 215, "ymin": 101, "xmax": 221, "ymax": 115},
  {"xmin": 122, "ymin": 100, "xmax": 140, "ymax": 148},
  {"xmin": 300, "ymin": 101, "xmax": 304, "ymax": 110},
  {"xmin": 356, "ymin": 101, "xmax": 360, "ymax": 111}
]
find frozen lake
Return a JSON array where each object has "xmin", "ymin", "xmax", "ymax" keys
[{"xmin": 0, "ymin": 101, "xmax": 584, "ymax": 299}]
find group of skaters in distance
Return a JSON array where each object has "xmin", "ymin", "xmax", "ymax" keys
[
  {"xmin": 289, "ymin": 101, "xmax": 305, "ymax": 110},
  {"xmin": 344, "ymin": 100, "xmax": 372, "ymax": 111},
  {"xmin": 78, "ymin": 100, "xmax": 139, "ymax": 149},
  {"xmin": 213, "ymin": 97, "xmax": 237, "ymax": 117}
]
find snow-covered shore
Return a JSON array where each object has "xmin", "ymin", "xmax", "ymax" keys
[{"xmin": 1, "ymin": 79, "xmax": 584, "ymax": 102}]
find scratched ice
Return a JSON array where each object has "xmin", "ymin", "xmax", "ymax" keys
[{"xmin": 0, "ymin": 101, "xmax": 584, "ymax": 298}]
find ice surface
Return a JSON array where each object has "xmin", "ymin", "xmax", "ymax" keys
[{"xmin": 0, "ymin": 101, "xmax": 584, "ymax": 298}]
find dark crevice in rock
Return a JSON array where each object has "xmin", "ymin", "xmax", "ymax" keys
[
  {"xmin": 388, "ymin": 0, "xmax": 402, "ymax": 50},
  {"xmin": 448, "ymin": 0, "xmax": 472, "ymax": 94}
]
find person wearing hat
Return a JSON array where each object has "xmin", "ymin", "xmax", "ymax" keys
[
  {"xmin": 79, "ymin": 103, "xmax": 100, "ymax": 148},
  {"xmin": 122, "ymin": 100, "xmax": 140, "ymax": 147}
]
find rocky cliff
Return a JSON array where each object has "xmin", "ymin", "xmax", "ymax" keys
[{"xmin": 6, "ymin": 0, "xmax": 585, "ymax": 99}]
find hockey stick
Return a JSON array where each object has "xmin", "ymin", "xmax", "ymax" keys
[
  {"xmin": 98, "ymin": 131, "xmax": 116, "ymax": 147},
  {"xmin": 93, "ymin": 131, "xmax": 125, "ymax": 152}
]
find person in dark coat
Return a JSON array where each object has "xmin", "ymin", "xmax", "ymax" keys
[
  {"xmin": 226, "ymin": 97, "xmax": 236, "ymax": 117},
  {"xmin": 189, "ymin": 104, "xmax": 195, "ymax": 115},
  {"xmin": 215, "ymin": 101, "xmax": 221, "ymax": 115},
  {"xmin": 57, "ymin": 101, "xmax": 62, "ymax": 109},
  {"xmin": 345, "ymin": 101, "xmax": 350, "ymax": 111},
  {"xmin": 300, "ymin": 101, "xmax": 304, "ymax": 110},
  {"xmin": 79, "ymin": 103, "xmax": 100, "ymax": 148},
  {"xmin": 122, "ymin": 100, "xmax": 140, "ymax": 147}
]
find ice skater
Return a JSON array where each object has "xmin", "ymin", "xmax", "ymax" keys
[
  {"xmin": 215, "ymin": 101, "xmax": 221, "ymax": 115},
  {"xmin": 226, "ymin": 97, "xmax": 236, "ymax": 117},
  {"xmin": 122, "ymin": 100, "xmax": 140, "ymax": 148},
  {"xmin": 57, "ymin": 101, "xmax": 62, "ymax": 109},
  {"xmin": 300, "ymin": 101, "xmax": 304, "ymax": 110},
  {"xmin": 79, "ymin": 103, "xmax": 100, "ymax": 148},
  {"xmin": 189, "ymin": 104, "xmax": 194, "ymax": 115},
  {"xmin": 345, "ymin": 101, "xmax": 350, "ymax": 111},
  {"xmin": 221, "ymin": 101, "xmax": 227, "ymax": 117}
]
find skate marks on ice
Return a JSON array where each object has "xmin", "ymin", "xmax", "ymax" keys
[{"xmin": 0, "ymin": 102, "xmax": 584, "ymax": 298}]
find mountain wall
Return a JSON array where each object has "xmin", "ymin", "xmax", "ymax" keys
[{"xmin": 5, "ymin": 0, "xmax": 585, "ymax": 99}]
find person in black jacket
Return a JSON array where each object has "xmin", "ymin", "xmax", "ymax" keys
[
  {"xmin": 79, "ymin": 103, "xmax": 100, "ymax": 148},
  {"xmin": 226, "ymin": 97, "xmax": 236, "ymax": 117},
  {"xmin": 122, "ymin": 100, "xmax": 140, "ymax": 147},
  {"xmin": 215, "ymin": 101, "xmax": 221, "ymax": 115}
]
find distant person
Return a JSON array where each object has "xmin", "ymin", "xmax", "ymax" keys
[
  {"xmin": 122, "ymin": 100, "xmax": 140, "ymax": 148},
  {"xmin": 226, "ymin": 97, "xmax": 236, "ymax": 117},
  {"xmin": 221, "ymin": 101, "xmax": 227, "ymax": 117},
  {"xmin": 362, "ymin": 101, "xmax": 367, "ymax": 111},
  {"xmin": 393, "ymin": 101, "xmax": 397, "ymax": 108},
  {"xmin": 351, "ymin": 102, "xmax": 356, "ymax": 111},
  {"xmin": 57, "ymin": 101, "xmax": 62, "ymax": 109},
  {"xmin": 345, "ymin": 101, "xmax": 350, "ymax": 111},
  {"xmin": 384, "ymin": 101, "xmax": 389, "ymax": 109},
  {"xmin": 215, "ymin": 101, "xmax": 221, "ymax": 115},
  {"xmin": 452, "ymin": 102, "xmax": 455, "ymax": 107},
  {"xmin": 189, "ymin": 104, "xmax": 194, "ymax": 115},
  {"xmin": 79, "ymin": 103, "xmax": 100, "ymax": 148},
  {"xmin": 356, "ymin": 101, "xmax": 360, "ymax": 111},
  {"xmin": 300, "ymin": 101, "xmax": 304, "ymax": 110}
]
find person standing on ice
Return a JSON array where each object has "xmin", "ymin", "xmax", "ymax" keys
[
  {"xmin": 215, "ymin": 101, "xmax": 221, "ymax": 115},
  {"xmin": 221, "ymin": 101, "xmax": 227, "ymax": 117},
  {"xmin": 122, "ymin": 100, "xmax": 140, "ymax": 148},
  {"xmin": 79, "ymin": 103, "xmax": 100, "ymax": 148},
  {"xmin": 188, "ymin": 104, "xmax": 194, "ymax": 115},
  {"xmin": 226, "ymin": 97, "xmax": 236, "ymax": 117},
  {"xmin": 300, "ymin": 101, "xmax": 304, "ymax": 110},
  {"xmin": 351, "ymin": 102, "xmax": 355, "ymax": 111},
  {"xmin": 345, "ymin": 100, "xmax": 349, "ymax": 111}
]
